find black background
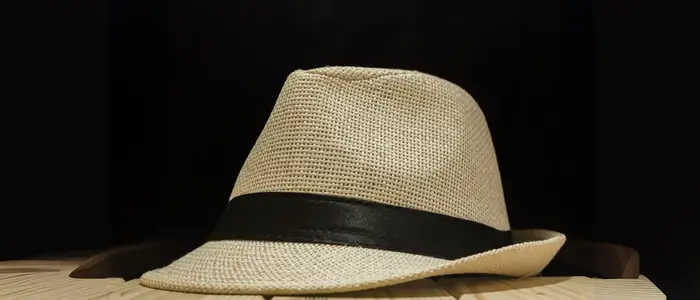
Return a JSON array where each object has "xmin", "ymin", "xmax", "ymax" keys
[{"xmin": 4, "ymin": 1, "xmax": 698, "ymax": 298}]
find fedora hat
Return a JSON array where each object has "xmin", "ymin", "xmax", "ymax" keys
[{"xmin": 140, "ymin": 66, "xmax": 566, "ymax": 295}]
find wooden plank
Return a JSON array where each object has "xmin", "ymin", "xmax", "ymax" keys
[
  {"xmin": 0, "ymin": 255, "xmax": 130, "ymax": 300},
  {"xmin": 435, "ymin": 275, "xmax": 665, "ymax": 300},
  {"xmin": 0, "ymin": 257, "xmax": 666, "ymax": 300},
  {"xmin": 0, "ymin": 257, "xmax": 263, "ymax": 300},
  {"xmin": 273, "ymin": 279, "xmax": 456, "ymax": 300},
  {"xmin": 0, "ymin": 271, "xmax": 127, "ymax": 300},
  {"xmin": 95, "ymin": 279, "xmax": 264, "ymax": 300},
  {"xmin": 593, "ymin": 276, "xmax": 666, "ymax": 300}
]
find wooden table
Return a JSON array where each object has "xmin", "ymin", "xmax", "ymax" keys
[{"xmin": 0, "ymin": 256, "xmax": 665, "ymax": 300}]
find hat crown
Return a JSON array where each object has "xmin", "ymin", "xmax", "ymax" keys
[{"xmin": 231, "ymin": 66, "xmax": 509, "ymax": 231}]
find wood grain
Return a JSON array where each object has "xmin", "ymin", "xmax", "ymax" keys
[
  {"xmin": 0, "ymin": 257, "xmax": 665, "ymax": 300},
  {"xmin": 273, "ymin": 279, "xmax": 456, "ymax": 300},
  {"xmin": 0, "ymin": 271, "xmax": 126, "ymax": 300},
  {"xmin": 95, "ymin": 280, "xmax": 264, "ymax": 300},
  {"xmin": 593, "ymin": 276, "xmax": 666, "ymax": 300},
  {"xmin": 436, "ymin": 275, "xmax": 665, "ymax": 300}
]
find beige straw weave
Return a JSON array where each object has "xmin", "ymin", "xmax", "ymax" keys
[{"xmin": 140, "ymin": 67, "xmax": 566, "ymax": 295}]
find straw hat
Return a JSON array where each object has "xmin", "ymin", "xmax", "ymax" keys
[{"xmin": 140, "ymin": 66, "xmax": 566, "ymax": 295}]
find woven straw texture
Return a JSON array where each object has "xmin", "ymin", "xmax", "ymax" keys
[
  {"xmin": 233, "ymin": 66, "xmax": 508, "ymax": 230},
  {"xmin": 140, "ymin": 67, "xmax": 565, "ymax": 295}
]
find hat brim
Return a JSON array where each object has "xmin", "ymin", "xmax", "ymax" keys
[{"xmin": 140, "ymin": 229, "xmax": 565, "ymax": 295}]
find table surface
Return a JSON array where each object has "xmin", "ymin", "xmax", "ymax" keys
[{"xmin": 0, "ymin": 256, "xmax": 666, "ymax": 300}]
